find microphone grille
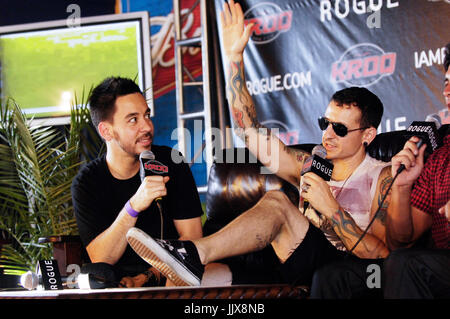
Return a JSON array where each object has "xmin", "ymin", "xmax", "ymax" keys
[
  {"xmin": 139, "ymin": 150, "xmax": 155, "ymax": 160},
  {"xmin": 312, "ymin": 145, "xmax": 327, "ymax": 159},
  {"xmin": 20, "ymin": 271, "xmax": 39, "ymax": 290},
  {"xmin": 424, "ymin": 113, "xmax": 442, "ymax": 130}
]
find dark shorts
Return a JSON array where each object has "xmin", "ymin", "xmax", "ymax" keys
[
  {"xmin": 278, "ymin": 224, "xmax": 348, "ymax": 286},
  {"xmin": 227, "ymin": 224, "xmax": 348, "ymax": 285}
]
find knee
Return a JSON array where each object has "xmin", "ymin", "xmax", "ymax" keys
[
  {"xmin": 384, "ymin": 248, "xmax": 413, "ymax": 270},
  {"xmin": 310, "ymin": 263, "xmax": 348, "ymax": 298},
  {"xmin": 313, "ymin": 262, "xmax": 348, "ymax": 285},
  {"xmin": 384, "ymin": 248, "xmax": 425, "ymax": 281},
  {"xmin": 262, "ymin": 190, "xmax": 295, "ymax": 212},
  {"xmin": 312, "ymin": 263, "xmax": 335, "ymax": 286},
  {"xmin": 260, "ymin": 190, "xmax": 297, "ymax": 218}
]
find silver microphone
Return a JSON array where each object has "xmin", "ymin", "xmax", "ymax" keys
[{"xmin": 139, "ymin": 150, "xmax": 155, "ymax": 182}]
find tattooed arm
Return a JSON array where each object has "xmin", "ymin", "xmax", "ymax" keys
[
  {"xmin": 330, "ymin": 208, "xmax": 389, "ymax": 259},
  {"xmin": 301, "ymin": 166, "xmax": 391, "ymax": 258},
  {"xmin": 220, "ymin": 0, "xmax": 307, "ymax": 185},
  {"xmin": 329, "ymin": 167, "xmax": 392, "ymax": 259}
]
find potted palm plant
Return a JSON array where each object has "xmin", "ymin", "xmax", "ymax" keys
[{"xmin": 0, "ymin": 91, "xmax": 103, "ymax": 277}]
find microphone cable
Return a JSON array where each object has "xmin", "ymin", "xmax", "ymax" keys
[
  {"xmin": 156, "ymin": 199, "xmax": 164, "ymax": 240},
  {"xmin": 348, "ymin": 138, "xmax": 425, "ymax": 254},
  {"xmin": 348, "ymin": 166, "xmax": 401, "ymax": 255}
]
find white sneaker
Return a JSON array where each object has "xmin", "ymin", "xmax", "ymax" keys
[{"xmin": 126, "ymin": 227, "xmax": 204, "ymax": 286}]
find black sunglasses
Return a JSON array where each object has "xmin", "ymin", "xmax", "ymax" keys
[{"xmin": 318, "ymin": 117, "xmax": 369, "ymax": 137}]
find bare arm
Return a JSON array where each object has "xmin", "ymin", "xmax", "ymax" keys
[
  {"xmin": 331, "ymin": 167, "xmax": 392, "ymax": 259},
  {"xmin": 87, "ymin": 176, "xmax": 169, "ymax": 264},
  {"xmin": 439, "ymin": 200, "xmax": 450, "ymax": 222},
  {"xmin": 221, "ymin": 0, "xmax": 307, "ymax": 186},
  {"xmin": 387, "ymin": 190, "xmax": 432, "ymax": 250},
  {"xmin": 386, "ymin": 137, "xmax": 432, "ymax": 250},
  {"xmin": 302, "ymin": 167, "xmax": 391, "ymax": 259},
  {"xmin": 330, "ymin": 208, "xmax": 389, "ymax": 259},
  {"xmin": 174, "ymin": 217, "xmax": 203, "ymax": 240},
  {"xmin": 86, "ymin": 207, "xmax": 137, "ymax": 264}
]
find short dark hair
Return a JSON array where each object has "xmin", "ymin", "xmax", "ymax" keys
[
  {"xmin": 444, "ymin": 43, "xmax": 450, "ymax": 72},
  {"xmin": 331, "ymin": 87, "xmax": 383, "ymax": 129},
  {"xmin": 88, "ymin": 77, "xmax": 143, "ymax": 129}
]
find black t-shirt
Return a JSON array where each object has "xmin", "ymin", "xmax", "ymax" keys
[{"xmin": 71, "ymin": 145, "xmax": 203, "ymax": 274}]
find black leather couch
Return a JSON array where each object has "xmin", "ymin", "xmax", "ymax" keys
[
  {"xmin": 203, "ymin": 130, "xmax": 411, "ymax": 285},
  {"xmin": 204, "ymin": 130, "xmax": 411, "ymax": 233},
  {"xmin": 42, "ymin": 127, "xmax": 446, "ymax": 287}
]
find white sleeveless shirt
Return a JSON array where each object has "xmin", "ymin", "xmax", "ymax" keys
[{"xmin": 303, "ymin": 153, "xmax": 390, "ymax": 251}]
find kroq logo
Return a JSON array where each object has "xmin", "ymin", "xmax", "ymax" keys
[
  {"xmin": 244, "ymin": 2, "xmax": 293, "ymax": 44},
  {"xmin": 331, "ymin": 43, "xmax": 397, "ymax": 87},
  {"xmin": 144, "ymin": 160, "xmax": 169, "ymax": 175}
]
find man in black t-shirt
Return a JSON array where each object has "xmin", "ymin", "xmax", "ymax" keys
[{"xmin": 71, "ymin": 77, "xmax": 203, "ymax": 286}]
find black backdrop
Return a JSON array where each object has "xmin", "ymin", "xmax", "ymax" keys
[{"xmin": 213, "ymin": 0, "xmax": 450, "ymax": 146}]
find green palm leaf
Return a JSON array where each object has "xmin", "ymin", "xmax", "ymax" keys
[{"xmin": 0, "ymin": 89, "xmax": 103, "ymax": 274}]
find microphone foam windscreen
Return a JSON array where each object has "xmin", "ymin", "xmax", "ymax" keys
[
  {"xmin": 311, "ymin": 145, "xmax": 327, "ymax": 158},
  {"xmin": 140, "ymin": 150, "xmax": 155, "ymax": 160},
  {"xmin": 20, "ymin": 271, "xmax": 39, "ymax": 290}
]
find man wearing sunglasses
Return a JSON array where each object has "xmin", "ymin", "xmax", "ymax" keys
[{"xmin": 125, "ymin": 0, "xmax": 392, "ymax": 288}]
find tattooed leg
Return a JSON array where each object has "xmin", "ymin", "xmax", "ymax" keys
[{"xmin": 193, "ymin": 191, "xmax": 309, "ymax": 265}]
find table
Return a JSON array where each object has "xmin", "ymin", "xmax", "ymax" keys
[{"xmin": 0, "ymin": 284, "xmax": 308, "ymax": 299}]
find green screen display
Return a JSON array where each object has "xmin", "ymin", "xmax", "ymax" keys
[{"xmin": 0, "ymin": 21, "xmax": 143, "ymax": 118}]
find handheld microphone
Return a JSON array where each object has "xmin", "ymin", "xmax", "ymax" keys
[
  {"xmin": 398, "ymin": 119, "xmax": 441, "ymax": 174},
  {"xmin": 300, "ymin": 145, "xmax": 333, "ymax": 181},
  {"xmin": 139, "ymin": 150, "xmax": 155, "ymax": 181},
  {"xmin": 20, "ymin": 261, "xmax": 120, "ymax": 290},
  {"xmin": 403, "ymin": 120, "xmax": 440, "ymax": 154},
  {"xmin": 396, "ymin": 138, "xmax": 425, "ymax": 175},
  {"xmin": 139, "ymin": 150, "xmax": 169, "ymax": 202},
  {"xmin": 19, "ymin": 271, "xmax": 118, "ymax": 290},
  {"xmin": 300, "ymin": 145, "xmax": 334, "ymax": 211},
  {"xmin": 139, "ymin": 150, "xmax": 168, "ymax": 239}
]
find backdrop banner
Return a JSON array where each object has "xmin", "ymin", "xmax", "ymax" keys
[{"xmin": 214, "ymin": 0, "xmax": 450, "ymax": 146}]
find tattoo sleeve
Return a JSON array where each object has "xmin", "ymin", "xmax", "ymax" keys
[
  {"xmin": 375, "ymin": 172, "xmax": 393, "ymax": 225},
  {"xmin": 225, "ymin": 59, "xmax": 308, "ymax": 184},
  {"xmin": 331, "ymin": 208, "xmax": 368, "ymax": 250},
  {"xmin": 331, "ymin": 208, "xmax": 388, "ymax": 258},
  {"xmin": 227, "ymin": 61, "xmax": 255, "ymax": 128}
]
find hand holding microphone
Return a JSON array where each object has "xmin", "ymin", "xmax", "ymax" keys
[
  {"xmin": 299, "ymin": 145, "xmax": 334, "ymax": 214},
  {"xmin": 130, "ymin": 175, "xmax": 169, "ymax": 212},
  {"xmin": 391, "ymin": 136, "xmax": 427, "ymax": 188},
  {"xmin": 392, "ymin": 119, "xmax": 441, "ymax": 187},
  {"xmin": 129, "ymin": 151, "xmax": 170, "ymax": 213},
  {"xmin": 136, "ymin": 150, "xmax": 169, "ymax": 238}
]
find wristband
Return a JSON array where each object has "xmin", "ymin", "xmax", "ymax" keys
[{"xmin": 125, "ymin": 200, "xmax": 139, "ymax": 218}]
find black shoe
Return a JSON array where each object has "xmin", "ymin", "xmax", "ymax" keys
[{"xmin": 126, "ymin": 227, "xmax": 204, "ymax": 286}]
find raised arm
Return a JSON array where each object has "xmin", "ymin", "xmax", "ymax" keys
[{"xmin": 221, "ymin": 0, "xmax": 307, "ymax": 186}]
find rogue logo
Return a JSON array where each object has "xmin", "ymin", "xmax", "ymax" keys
[
  {"xmin": 244, "ymin": 2, "xmax": 293, "ymax": 44},
  {"xmin": 331, "ymin": 43, "xmax": 396, "ymax": 87},
  {"xmin": 144, "ymin": 160, "xmax": 169, "ymax": 175}
]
